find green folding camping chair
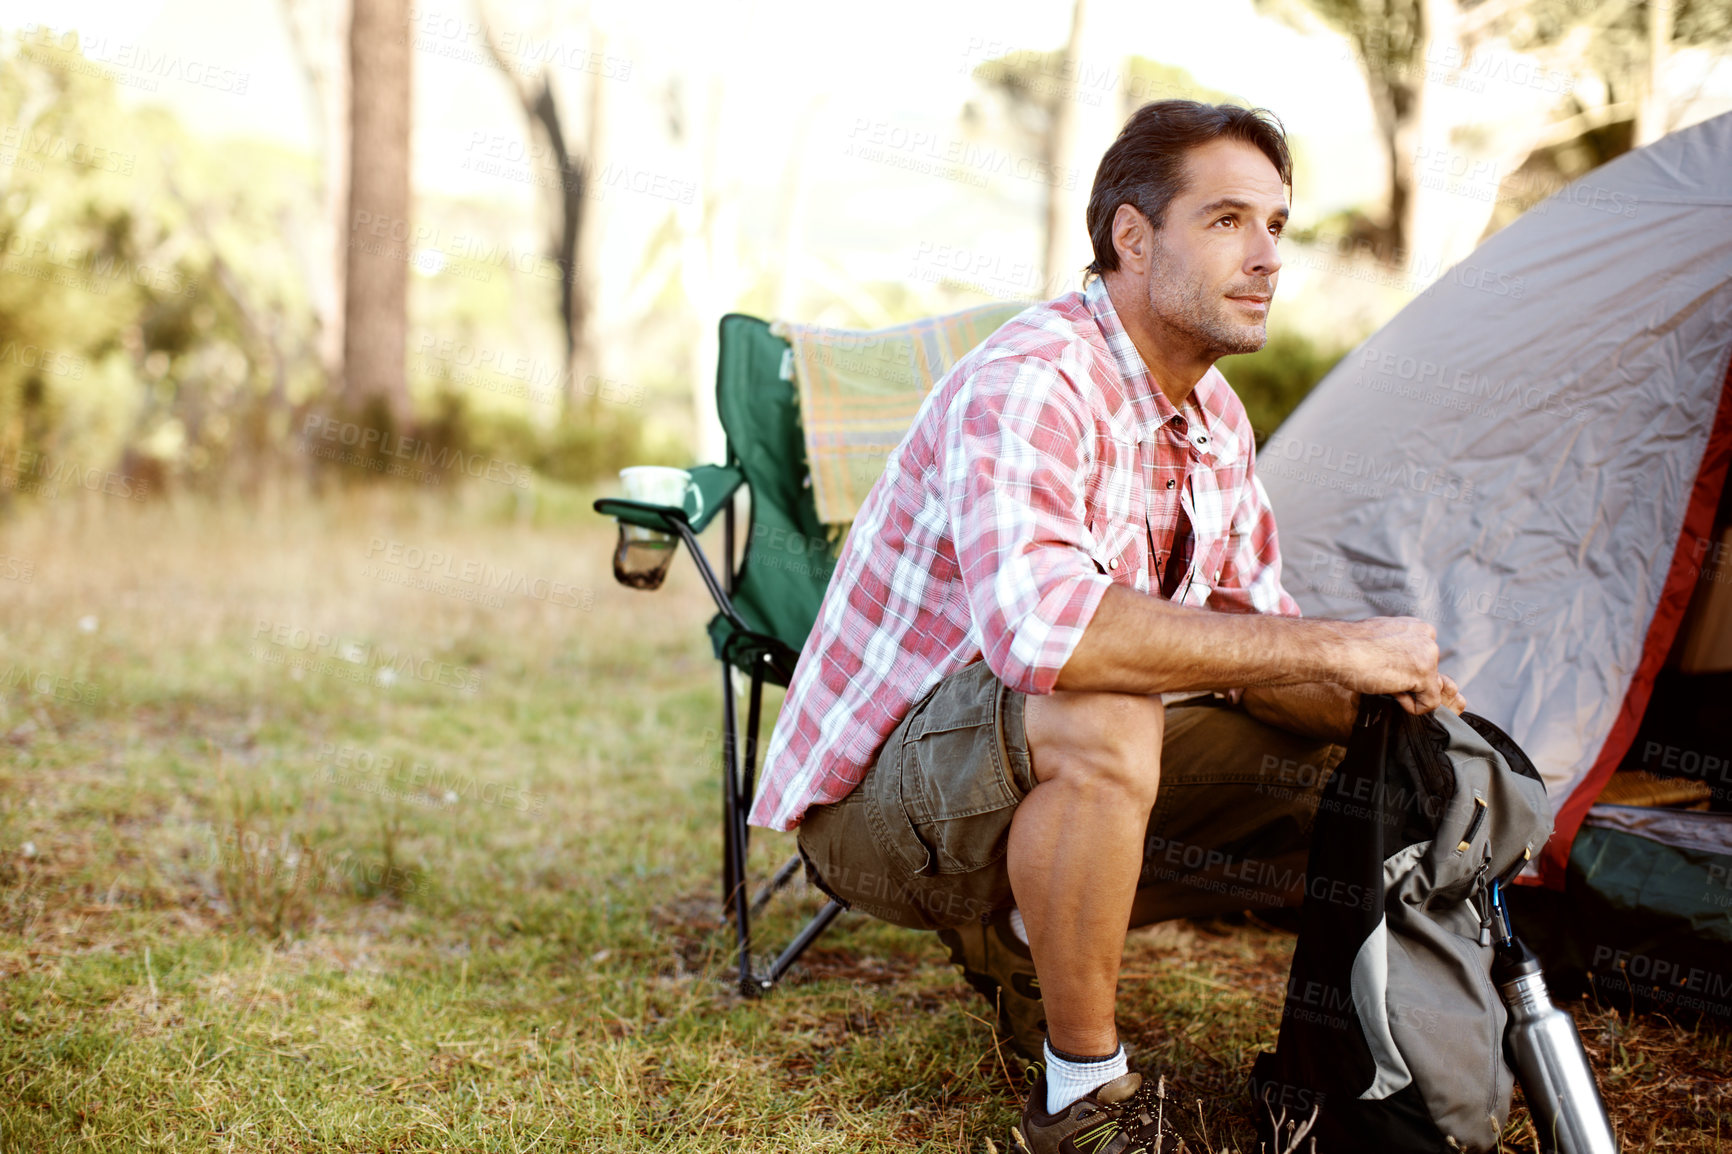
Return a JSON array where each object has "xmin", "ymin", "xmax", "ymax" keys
[
  {"xmin": 594, "ymin": 314, "xmax": 846, "ymax": 997},
  {"xmin": 596, "ymin": 300, "xmax": 1026, "ymax": 996}
]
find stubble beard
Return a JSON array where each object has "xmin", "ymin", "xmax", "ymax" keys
[{"xmin": 1144, "ymin": 239, "xmax": 1272, "ymax": 360}]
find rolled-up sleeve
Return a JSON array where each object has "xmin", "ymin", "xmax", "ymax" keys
[
  {"xmin": 940, "ymin": 355, "xmax": 1114, "ymax": 695},
  {"xmin": 1208, "ymin": 438, "xmax": 1301, "ymax": 618}
]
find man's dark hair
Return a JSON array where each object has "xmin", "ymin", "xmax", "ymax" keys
[{"xmin": 1085, "ymin": 100, "xmax": 1293, "ymax": 278}]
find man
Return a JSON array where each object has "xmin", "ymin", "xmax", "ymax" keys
[{"xmin": 751, "ymin": 101, "xmax": 1465, "ymax": 1153}]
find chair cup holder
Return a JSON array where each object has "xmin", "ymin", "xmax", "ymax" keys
[{"xmin": 612, "ymin": 523, "xmax": 678, "ymax": 590}]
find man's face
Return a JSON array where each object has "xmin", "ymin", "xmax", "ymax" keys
[{"xmin": 1139, "ymin": 139, "xmax": 1288, "ymax": 359}]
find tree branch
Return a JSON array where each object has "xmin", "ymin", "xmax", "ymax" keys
[
  {"xmin": 473, "ymin": 0, "xmax": 593, "ymax": 394},
  {"xmin": 473, "ymin": 1, "xmax": 537, "ymax": 118},
  {"xmin": 1520, "ymin": 99, "xmax": 1637, "ymax": 154},
  {"xmin": 1456, "ymin": 0, "xmax": 1533, "ymax": 44}
]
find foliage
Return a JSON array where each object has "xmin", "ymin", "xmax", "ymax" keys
[
  {"xmin": 1257, "ymin": 0, "xmax": 1732, "ymax": 260},
  {"xmin": 968, "ymin": 51, "xmax": 1239, "ymax": 151},
  {"xmin": 1479, "ymin": 114, "xmax": 1634, "ymax": 237},
  {"xmin": 0, "ymin": 29, "xmax": 330, "ymax": 497},
  {"xmin": 1512, "ymin": 0, "xmax": 1732, "ymax": 66},
  {"xmin": 1482, "ymin": 0, "xmax": 1732, "ymax": 236},
  {"xmin": 1218, "ymin": 326, "xmax": 1350, "ymax": 445},
  {"xmin": 417, "ymin": 386, "xmax": 672, "ymax": 489},
  {"xmin": 1119, "ymin": 57, "xmax": 1243, "ymax": 117},
  {"xmin": 0, "ymin": 29, "xmax": 655, "ymax": 500}
]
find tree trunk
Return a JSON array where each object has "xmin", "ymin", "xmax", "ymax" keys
[
  {"xmin": 1635, "ymin": 0, "xmax": 1673, "ymax": 146},
  {"xmin": 475, "ymin": 4, "xmax": 604, "ymax": 421},
  {"xmin": 1405, "ymin": 0, "xmax": 1462, "ymax": 270},
  {"xmin": 567, "ymin": 22, "xmax": 607, "ymax": 416},
  {"xmin": 1385, "ymin": 45, "xmax": 1422, "ymax": 261},
  {"xmin": 517, "ymin": 72, "xmax": 593, "ymax": 415},
  {"xmin": 343, "ymin": 0, "xmax": 413, "ymax": 430},
  {"xmin": 1352, "ymin": 12, "xmax": 1420, "ymax": 263}
]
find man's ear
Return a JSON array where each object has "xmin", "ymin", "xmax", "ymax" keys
[{"xmin": 1111, "ymin": 203, "xmax": 1151, "ymax": 275}]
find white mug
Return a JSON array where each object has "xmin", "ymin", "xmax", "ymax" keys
[{"xmin": 617, "ymin": 466, "xmax": 703, "ymax": 541}]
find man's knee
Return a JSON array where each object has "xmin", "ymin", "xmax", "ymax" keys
[{"xmin": 1025, "ymin": 690, "xmax": 1164, "ymax": 805}]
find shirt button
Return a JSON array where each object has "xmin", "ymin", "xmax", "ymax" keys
[
  {"xmin": 1198, "ymin": 434, "xmax": 1208, "ymax": 444},
  {"xmin": 1166, "ymin": 479, "xmax": 1176, "ymax": 489},
  {"xmin": 1109, "ymin": 558, "xmax": 1120, "ymax": 571}
]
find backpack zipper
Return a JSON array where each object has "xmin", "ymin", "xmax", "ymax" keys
[
  {"xmin": 1471, "ymin": 854, "xmax": 1504, "ymax": 1123},
  {"xmin": 1457, "ymin": 793, "xmax": 1488, "ymax": 854}
]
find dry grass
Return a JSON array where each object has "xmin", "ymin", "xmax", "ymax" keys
[{"xmin": 0, "ymin": 481, "xmax": 1725, "ymax": 1152}]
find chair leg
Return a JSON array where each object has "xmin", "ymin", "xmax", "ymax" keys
[
  {"xmin": 741, "ymin": 657, "xmax": 766, "ymax": 809},
  {"xmin": 728, "ymin": 662, "xmax": 766, "ymax": 994},
  {"xmin": 721, "ymin": 655, "xmax": 844, "ymax": 997},
  {"xmin": 757, "ymin": 901, "xmax": 846, "ymax": 992},
  {"xmin": 717, "ymin": 654, "xmax": 737, "ymax": 914},
  {"xmin": 720, "ymin": 688, "xmax": 756, "ymax": 992},
  {"xmin": 750, "ymin": 854, "xmax": 804, "ymax": 918}
]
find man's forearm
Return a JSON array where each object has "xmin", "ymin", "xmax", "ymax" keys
[
  {"xmin": 1053, "ymin": 584, "xmax": 1444, "ymax": 713},
  {"xmin": 1054, "ymin": 585, "xmax": 1357, "ymax": 695}
]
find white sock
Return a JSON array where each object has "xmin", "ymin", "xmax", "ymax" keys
[
  {"xmin": 1007, "ymin": 907, "xmax": 1029, "ymax": 945},
  {"xmin": 1043, "ymin": 1039, "xmax": 1128, "ymax": 1115}
]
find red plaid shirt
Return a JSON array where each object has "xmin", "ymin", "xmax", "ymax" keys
[{"xmin": 750, "ymin": 278, "xmax": 1300, "ymax": 831}]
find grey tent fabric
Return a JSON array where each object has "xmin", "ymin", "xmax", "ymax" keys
[{"xmin": 1261, "ymin": 111, "xmax": 1732, "ymax": 861}]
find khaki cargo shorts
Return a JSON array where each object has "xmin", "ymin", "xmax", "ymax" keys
[{"xmin": 796, "ymin": 661, "xmax": 1345, "ymax": 931}]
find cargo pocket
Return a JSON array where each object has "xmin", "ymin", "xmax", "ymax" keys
[{"xmin": 866, "ymin": 670, "xmax": 1027, "ymax": 877}]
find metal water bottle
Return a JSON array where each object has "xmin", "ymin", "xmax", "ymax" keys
[{"xmin": 1490, "ymin": 884, "xmax": 1619, "ymax": 1154}]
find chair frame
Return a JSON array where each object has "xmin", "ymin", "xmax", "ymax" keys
[{"xmin": 594, "ymin": 490, "xmax": 844, "ymax": 998}]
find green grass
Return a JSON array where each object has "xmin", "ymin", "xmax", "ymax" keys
[{"xmin": 0, "ymin": 482, "xmax": 1726, "ymax": 1151}]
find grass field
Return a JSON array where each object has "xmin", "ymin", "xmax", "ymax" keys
[{"xmin": 0, "ymin": 482, "xmax": 1727, "ymax": 1152}]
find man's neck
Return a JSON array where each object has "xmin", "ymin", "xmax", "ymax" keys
[{"xmin": 1103, "ymin": 276, "xmax": 1213, "ymax": 410}]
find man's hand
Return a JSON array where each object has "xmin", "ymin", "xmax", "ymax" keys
[
  {"xmin": 1438, "ymin": 673, "xmax": 1468, "ymax": 715},
  {"xmin": 1335, "ymin": 616, "xmax": 1445, "ymax": 715},
  {"xmin": 1245, "ymin": 669, "xmax": 1468, "ymax": 744}
]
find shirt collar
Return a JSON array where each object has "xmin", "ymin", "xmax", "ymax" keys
[{"xmin": 1084, "ymin": 276, "xmax": 1224, "ymax": 457}]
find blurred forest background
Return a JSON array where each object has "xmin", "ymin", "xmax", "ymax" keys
[
  {"xmin": 4, "ymin": 4, "xmax": 1732, "ymax": 1149},
  {"xmin": 2, "ymin": 0, "xmax": 1730, "ymax": 504}
]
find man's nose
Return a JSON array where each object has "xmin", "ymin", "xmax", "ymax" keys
[{"xmin": 1249, "ymin": 231, "xmax": 1281, "ymax": 277}]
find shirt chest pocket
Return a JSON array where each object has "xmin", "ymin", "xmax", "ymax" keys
[
  {"xmin": 1087, "ymin": 514, "xmax": 1148, "ymax": 590},
  {"xmin": 1183, "ymin": 485, "xmax": 1236, "ymax": 603},
  {"xmin": 1085, "ymin": 436, "xmax": 1149, "ymax": 590},
  {"xmin": 1190, "ymin": 534, "xmax": 1230, "ymax": 598}
]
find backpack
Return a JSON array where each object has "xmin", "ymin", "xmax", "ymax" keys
[{"xmin": 1250, "ymin": 696, "xmax": 1554, "ymax": 1153}]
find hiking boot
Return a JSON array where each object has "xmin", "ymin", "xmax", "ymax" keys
[
  {"xmin": 937, "ymin": 909, "xmax": 1045, "ymax": 1063},
  {"xmin": 1009, "ymin": 1069, "xmax": 1190, "ymax": 1154}
]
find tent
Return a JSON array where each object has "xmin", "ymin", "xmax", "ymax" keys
[{"xmin": 1261, "ymin": 110, "xmax": 1732, "ymax": 1014}]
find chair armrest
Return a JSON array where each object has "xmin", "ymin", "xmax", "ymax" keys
[
  {"xmin": 686, "ymin": 464, "xmax": 745, "ymax": 533},
  {"xmin": 592, "ymin": 464, "xmax": 744, "ymax": 535},
  {"xmin": 592, "ymin": 498, "xmax": 688, "ymax": 534},
  {"xmin": 594, "ymin": 473, "xmax": 753, "ymax": 632}
]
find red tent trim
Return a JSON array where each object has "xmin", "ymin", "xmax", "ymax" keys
[{"xmin": 1535, "ymin": 354, "xmax": 1732, "ymax": 888}]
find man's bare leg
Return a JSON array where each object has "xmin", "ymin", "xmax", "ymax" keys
[{"xmin": 1007, "ymin": 690, "xmax": 1165, "ymax": 1057}]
